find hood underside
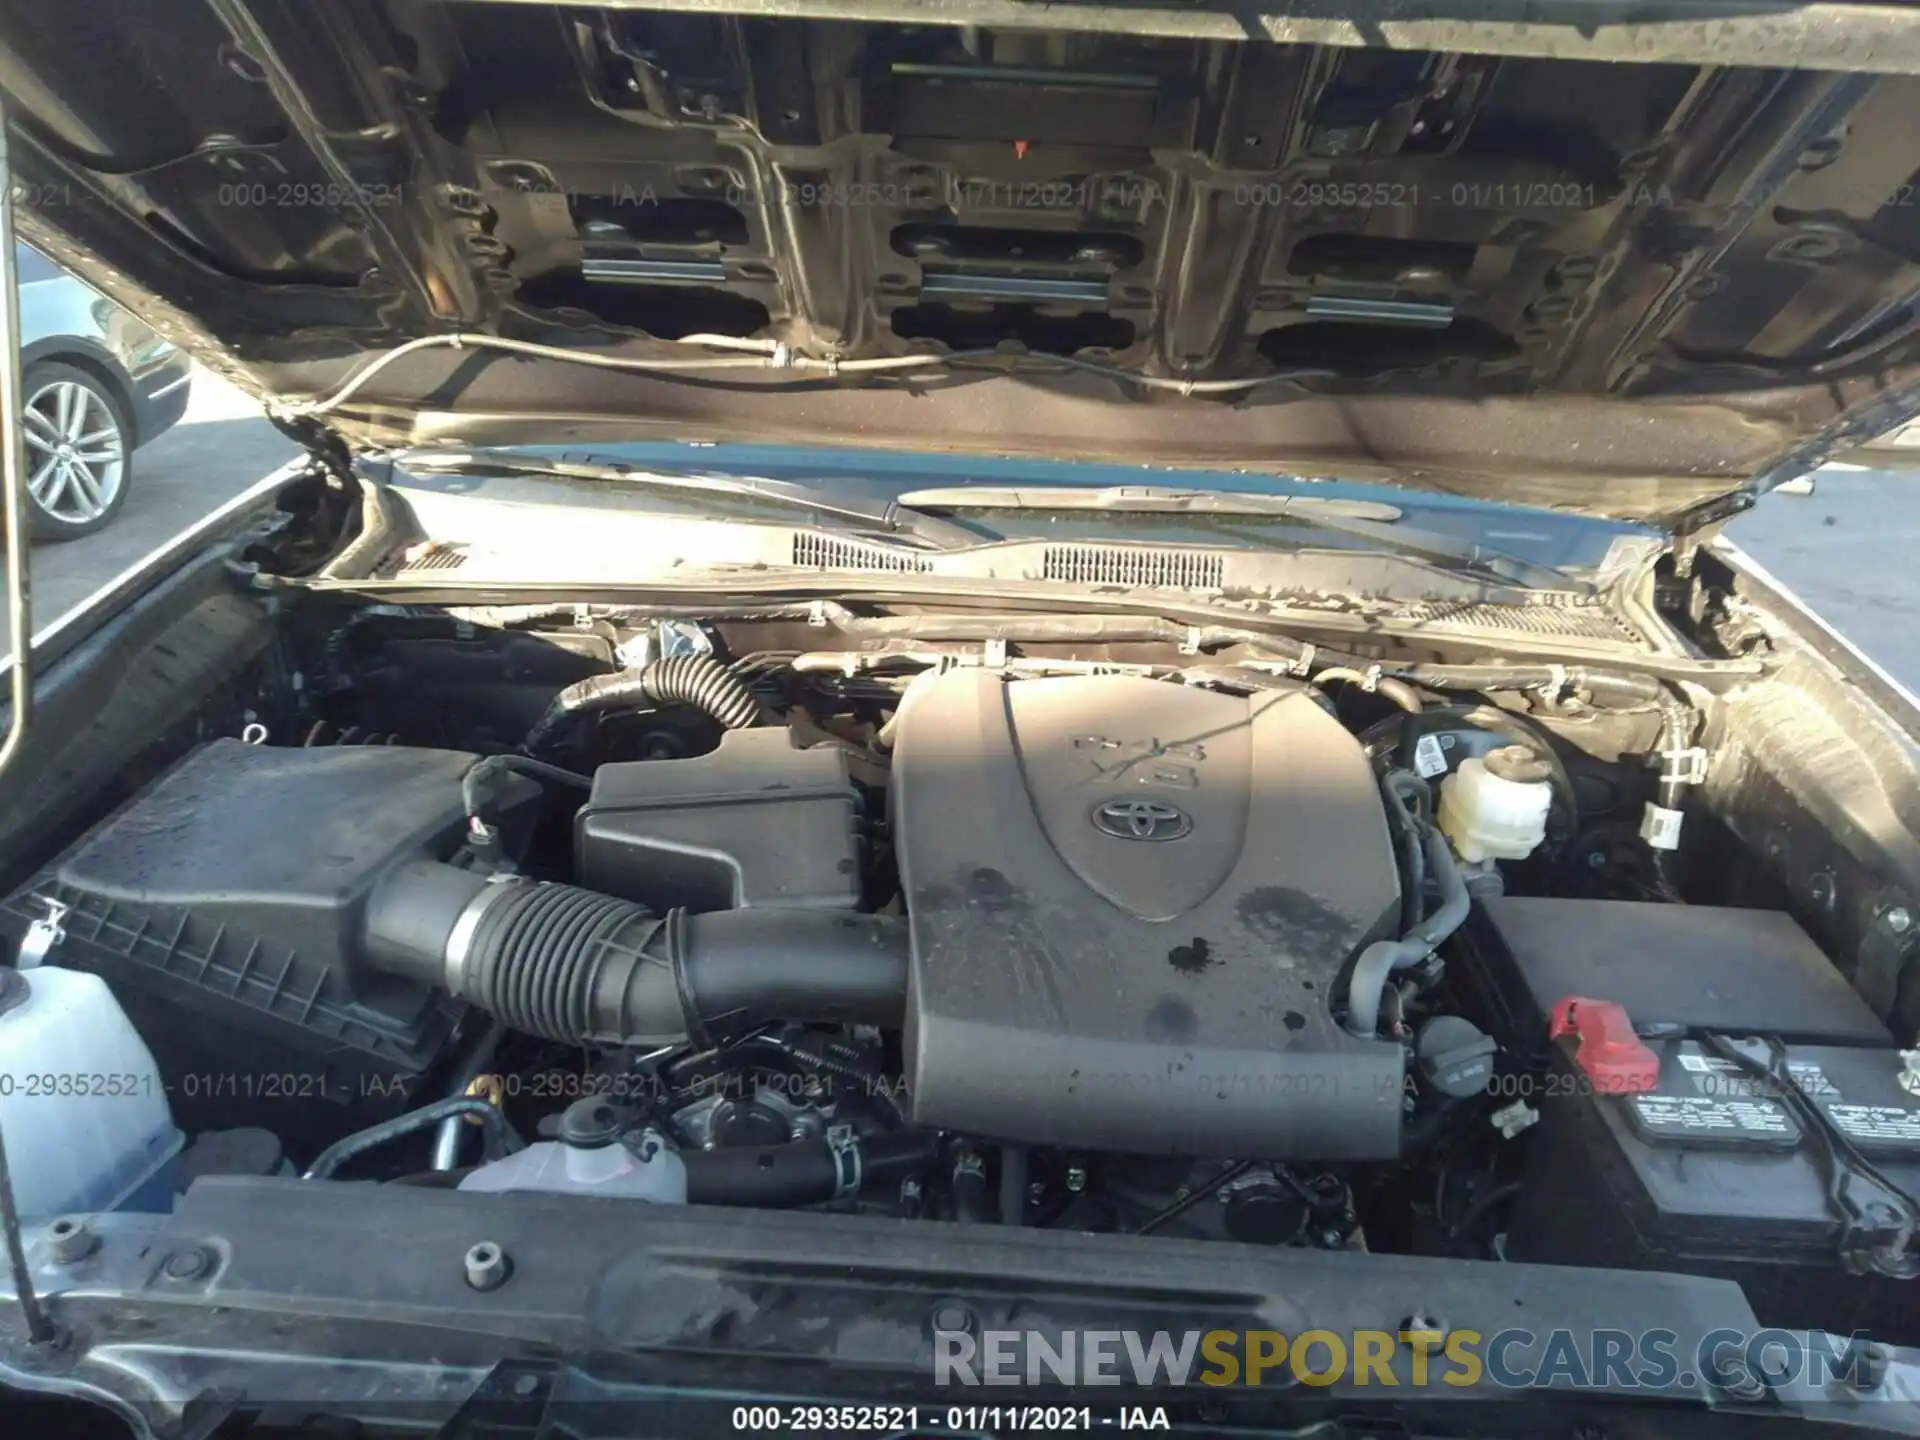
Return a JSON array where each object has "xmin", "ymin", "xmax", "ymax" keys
[{"xmin": 6, "ymin": 0, "xmax": 1920, "ymax": 525}]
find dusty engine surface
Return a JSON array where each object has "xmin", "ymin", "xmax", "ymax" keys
[
  {"xmin": 9, "ymin": 658, "xmax": 1410, "ymax": 1182},
  {"xmin": 889, "ymin": 670, "xmax": 1407, "ymax": 1159}
]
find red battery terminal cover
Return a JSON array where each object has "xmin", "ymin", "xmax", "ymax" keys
[{"xmin": 1547, "ymin": 996, "xmax": 1661, "ymax": 1094}]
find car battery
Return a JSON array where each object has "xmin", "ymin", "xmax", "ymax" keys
[
  {"xmin": 1458, "ymin": 898, "xmax": 1919, "ymax": 1335},
  {"xmin": 1503, "ymin": 1034, "xmax": 1920, "ymax": 1333}
]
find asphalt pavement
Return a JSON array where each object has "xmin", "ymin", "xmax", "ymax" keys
[
  {"xmin": 15, "ymin": 366, "xmax": 299, "ymax": 644},
  {"xmin": 1, "ymin": 367, "xmax": 1915, "ymax": 691},
  {"xmin": 1723, "ymin": 466, "xmax": 1920, "ymax": 693}
]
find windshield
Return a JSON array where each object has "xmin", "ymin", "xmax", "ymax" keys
[{"xmin": 416, "ymin": 441, "xmax": 1650, "ymax": 577}]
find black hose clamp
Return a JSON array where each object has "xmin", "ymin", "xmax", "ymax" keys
[
  {"xmin": 826, "ymin": 1123, "xmax": 862, "ymax": 1200},
  {"xmin": 665, "ymin": 908, "xmax": 715, "ymax": 1051}
]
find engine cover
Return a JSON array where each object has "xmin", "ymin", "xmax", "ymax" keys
[{"xmin": 890, "ymin": 670, "xmax": 1405, "ymax": 1159}]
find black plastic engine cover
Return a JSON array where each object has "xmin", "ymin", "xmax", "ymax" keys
[
  {"xmin": 577, "ymin": 728, "xmax": 863, "ymax": 915},
  {"xmin": 890, "ymin": 670, "xmax": 1405, "ymax": 1159}
]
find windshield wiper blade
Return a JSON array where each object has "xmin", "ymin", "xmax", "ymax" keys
[
  {"xmin": 899, "ymin": 483, "xmax": 1584, "ymax": 592},
  {"xmin": 395, "ymin": 449, "xmax": 980, "ymax": 551}
]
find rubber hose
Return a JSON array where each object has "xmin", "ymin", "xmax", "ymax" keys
[
  {"xmin": 1312, "ymin": 667, "xmax": 1423, "ymax": 714},
  {"xmin": 1377, "ymin": 677, "xmax": 1426, "ymax": 714},
  {"xmin": 1401, "ymin": 1098, "xmax": 1465, "ymax": 1153},
  {"xmin": 304, "ymin": 1097, "xmax": 524, "ymax": 1180},
  {"xmin": 1385, "ymin": 768, "xmax": 1433, "ymax": 826},
  {"xmin": 644, "ymin": 653, "xmax": 762, "ymax": 729},
  {"xmin": 1407, "ymin": 825, "xmax": 1472, "ymax": 949},
  {"xmin": 1379, "ymin": 771, "xmax": 1428, "ymax": 933},
  {"xmin": 461, "ymin": 754, "xmax": 591, "ymax": 821},
  {"xmin": 951, "ymin": 1155, "xmax": 994, "ymax": 1224},
  {"xmin": 682, "ymin": 1130, "xmax": 939, "ymax": 1207},
  {"xmin": 432, "ymin": 1018, "xmax": 506, "ymax": 1171},
  {"xmin": 460, "ymin": 755, "xmax": 593, "ymax": 867},
  {"xmin": 1648, "ymin": 695, "xmax": 1697, "ymax": 901},
  {"xmin": 1000, "ymin": 1144, "xmax": 1029, "ymax": 1227},
  {"xmin": 524, "ymin": 654, "xmax": 759, "ymax": 751},
  {"xmin": 318, "ymin": 471, "xmax": 401, "ymax": 580},
  {"xmin": 1344, "ymin": 828, "xmax": 1470, "ymax": 1037},
  {"xmin": 362, "ymin": 862, "xmax": 909, "ymax": 1048},
  {"xmin": 461, "ymin": 883, "xmax": 674, "ymax": 1045},
  {"xmin": 669, "ymin": 908, "xmax": 913, "ymax": 1040},
  {"xmin": 1654, "ymin": 696, "xmax": 1697, "ymax": 811}
]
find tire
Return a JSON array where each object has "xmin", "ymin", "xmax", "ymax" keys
[{"xmin": 20, "ymin": 360, "xmax": 134, "ymax": 541}]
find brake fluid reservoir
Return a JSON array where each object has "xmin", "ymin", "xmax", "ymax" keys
[
  {"xmin": 0, "ymin": 966, "xmax": 183, "ymax": 1218},
  {"xmin": 1438, "ymin": 744, "xmax": 1553, "ymax": 862}
]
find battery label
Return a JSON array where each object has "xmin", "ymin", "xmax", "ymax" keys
[
  {"xmin": 1629, "ymin": 1093, "xmax": 1801, "ymax": 1144},
  {"xmin": 1665, "ymin": 1042, "xmax": 1920, "ymax": 1157},
  {"xmin": 1820, "ymin": 1104, "xmax": 1920, "ymax": 1147}
]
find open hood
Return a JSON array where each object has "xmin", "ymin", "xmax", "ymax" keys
[{"xmin": 4, "ymin": 0, "xmax": 1920, "ymax": 528}]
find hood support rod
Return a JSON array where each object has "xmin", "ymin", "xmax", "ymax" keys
[
  {"xmin": 0, "ymin": 106, "xmax": 34, "ymax": 772},
  {"xmin": 0, "ymin": 101, "xmax": 56, "ymax": 1349}
]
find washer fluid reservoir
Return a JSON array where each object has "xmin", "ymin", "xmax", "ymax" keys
[{"xmin": 0, "ymin": 965, "xmax": 183, "ymax": 1217}]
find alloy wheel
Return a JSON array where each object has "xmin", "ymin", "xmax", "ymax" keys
[{"xmin": 23, "ymin": 377, "xmax": 126, "ymax": 524}]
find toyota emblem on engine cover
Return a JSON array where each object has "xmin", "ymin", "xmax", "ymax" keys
[{"xmin": 1092, "ymin": 798, "xmax": 1192, "ymax": 842}]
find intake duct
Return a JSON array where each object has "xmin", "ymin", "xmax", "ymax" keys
[
  {"xmin": 523, "ymin": 653, "xmax": 761, "ymax": 752},
  {"xmin": 362, "ymin": 859, "xmax": 908, "ymax": 1046}
]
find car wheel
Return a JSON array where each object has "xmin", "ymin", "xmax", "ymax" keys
[{"xmin": 20, "ymin": 360, "xmax": 133, "ymax": 541}]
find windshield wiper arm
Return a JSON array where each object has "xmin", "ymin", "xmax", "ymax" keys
[
  {"xmin": 899, "ymin": 483, "xmax": 1585, "ymax": 592},
  {"xmin": 395, "ymin": 449, "xmax": 980, "ymax": 551}
]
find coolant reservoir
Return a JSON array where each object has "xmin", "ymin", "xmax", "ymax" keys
[
  {"xmin": 1438, "ymin": 744, "xmax": 1553, "ymax": 862},
  {"xmin": 460, "ymin": 1098, "xmax": 688, "ymax": 1202},
  {"xmin": 0, "ymin": 966, "xmax": 183, "ymax": 1218}
]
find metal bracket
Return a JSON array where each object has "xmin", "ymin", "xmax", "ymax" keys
[
  {"xmin": 1856, "ymin": 906, "xmax": 1919, "ymax": 1016},
  {"xmin": 1661, "ymin": 745, "xmax": 1710, "ymax": 785},
  {"xmin": 1533, "ymin": 663, "xmax": 1570, "ymax": 706},
  {"xmin": 1490, "ymin": 1099, "xmax": 1539, "ymax": 1139},
  {"xmin": 433, "ymin": 1358, "xmax": 561, "ymax": 1439},
  {"xmin": 656, "ymin": 619, "xmax": 713, "ymax": 659},
  {"xmin": 613, "ymin": 630, "xmax": 656, "ymax": 670},
  {"xmin": 16, "ymin": 898, "xmax": 64, "ymax": 970}
]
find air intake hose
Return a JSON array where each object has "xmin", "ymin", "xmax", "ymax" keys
[
  {"xmin": 524, "ymin": 654, "xmax": 760, "ymax": 752},
  {"xmin": 362, "ymin": 860, "xmax": 907, "ymax": 1046}
]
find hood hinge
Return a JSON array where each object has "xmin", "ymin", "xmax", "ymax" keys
[
  {"xmin": 1668, "ymin": 489, "xmax": 1757, "ymax": 577},
  {"xmin": 274, "ymin": 414, "xmax": 357, "ymax": 483}
]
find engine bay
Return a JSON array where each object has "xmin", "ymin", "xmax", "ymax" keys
[{"xmin": 5, "ymin": 595, "xmax": 1918, "ymax": 1353}]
